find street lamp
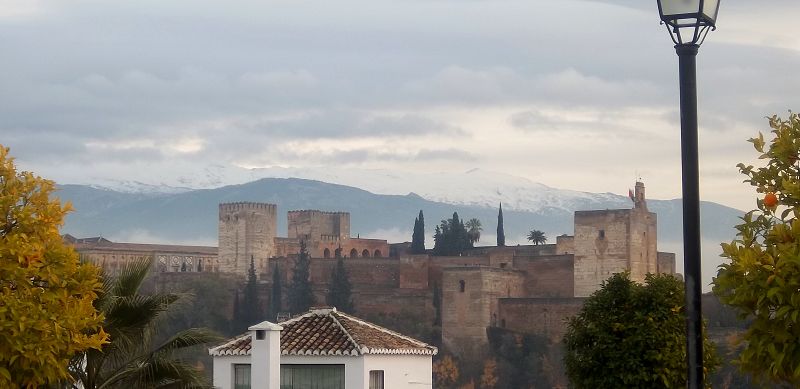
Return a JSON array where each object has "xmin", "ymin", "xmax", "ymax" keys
[{"xmin": 656, "ymin": 1, "xmax": 720, "ymax": 388}]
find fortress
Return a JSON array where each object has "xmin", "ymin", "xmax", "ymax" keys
[{"xmin": 71, "ymin": 181, "xmax": 676, "ymax": 356}]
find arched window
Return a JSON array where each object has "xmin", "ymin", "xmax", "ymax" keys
[
  {"xmin": 373, "ymin": 249, "xmax": 382, "ymax": 258},
  {"xmin": 324, "ymin": 248, "xmax": 331, "ymax": 258},
  {"xmin": 362, "ymin": 249, "xmax": 370, "ymax": 258},
  {"xmin": 459, "ymin": 280, "xmax": 466, "ymax": 293},
  {"xmin": 350, "ymin": 248, "xmax": 358, "ymax": 258}
]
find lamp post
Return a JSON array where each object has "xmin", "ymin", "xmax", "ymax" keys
[{"xmin": 656, "ymin": 1, "xmax": 720, "ymax": 388}]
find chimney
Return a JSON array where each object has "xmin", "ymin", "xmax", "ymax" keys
[{"xmin": 248, "ymin": 321, "xmax": 283, "ymax": 389}]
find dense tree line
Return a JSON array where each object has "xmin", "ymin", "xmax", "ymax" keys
[{"xmin": 433, "ymin": 212, "xmax": 474, "ymax": 256}]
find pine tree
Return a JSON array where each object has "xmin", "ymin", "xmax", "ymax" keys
[
  {"xmin": 288, "ymin": 240, "xmax": 315, "ymax": 315},
  {"xmin": 411, "ymin": 210, "xmax": 426, "ymax": 254},
  {"xmin": 497, "ymin": 203, "xmax": 506, "ymax": 247},
  {"xmin": 326, "ymin": 257, "xmax": 354, "ymax": 313},
  {"xmin": 269, "ymin": 264, "xmax": 282, "ymax": 321}
]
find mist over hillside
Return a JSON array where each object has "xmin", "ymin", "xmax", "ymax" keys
[{"xmin": 56, "ymin": 177, "xmax": 743, "ymax": 290}]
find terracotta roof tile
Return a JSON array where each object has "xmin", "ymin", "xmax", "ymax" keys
[{"xmin": 209, "ymin": 308, "xmax": 437, "ymax": 357}]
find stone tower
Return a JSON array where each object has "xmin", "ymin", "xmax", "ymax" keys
[
  {"xmin": 287, "ymin": 210, "xmax": 350, "ymax": 241},
  {"xmin": 572, "ymin": 182, "xmax": 658, "ymax": 297},
  {"xmin": 218, "ymin": 202, "xmax": 277, "ymax": 276}
]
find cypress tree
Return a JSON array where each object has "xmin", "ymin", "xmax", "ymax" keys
[
  {"xmin": 241, "ymin": 256, "xmax": 261, "ymax": 326},
  {"xmin": 497, "ymin": 203, "xmax": 506, "ymax": 247},
  {"xmin": 269, "ymin": 264, "xmax": 282, "ymax": 321},
  {"xmin": 326, "ymin": 257, "xmax": 354, "ymax": 313},
  {"xmin": 288, "ymin": 240, "xmax": 315, "ymax": 315},
  {"xmin": 411, "ymin": 210, "xmax": 426, "ymax": 254},
  {"xmin": 232, "ymin": 290, "xmax": 242, "ymax": 333}
]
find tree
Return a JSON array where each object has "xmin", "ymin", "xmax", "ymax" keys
[
  {"xmin": 527, "ymin": 229, "xmax": 547, "ymax": 245},
  {"xmin": 479, "ymin": 359, "xmax": 499, "ymax": 389},
  {"xmin": 496, "ymin": 203, "xmax": 505, "ymax": 247},
  {"xmin": 0, "ymin": 146, "xmax": 107, "ymax": 387},
  {"xmin": 69, "ymin": 257, "xmax": 219, "ymax": 388},
  {"xmin": 411, "ymin": 210, "xmax": 426, "ymax": 254},
  {"xmin": 713, "ymin": 112, "xmax": 800, "ymax": 386},
  {"xmin": 465, "ymin": 218, "xmax": 482, "ymax": 245},
  {"xmin": 269, "ymin": 263, "xmax": 283, "ymax": 321},
  {"xmin": 232, "ymin": 290, "xmax": 242, "ymax": 333},
  {"xmin": 240, "ymin": 255, "xmax": 261, "ymax": 328},
  {"xmin": 288, "ymin": 240, "xmax": 315, "ymax": 314},
  {"xmin": 564, "ymin": 272, "xmax": 718, "ymax": 388},
  {"xmin": 326, "ymin": 257, "xmax": 354, "ymax": 313},
  {"xmin": 432, "ymin": 212, "xmax": 473, "ymax": 256},
  {"xmin": 433, "ymin": 355, "xmax": 460, "ymax": 389}
]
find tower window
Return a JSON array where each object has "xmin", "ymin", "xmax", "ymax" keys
[{"xmin": 459, "ymin": 280, "xmax": 466, "ymax": 293}]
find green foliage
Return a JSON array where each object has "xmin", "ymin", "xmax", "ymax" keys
[
  {"xmin": 713, "ymin": 112, "xmax": 800, "ymax": 386},
  {"xmin": 486, "ymin": 327, "xmax": 563, "ymax": 388},
  {"xmin": 432, "ymin": 212, "xmax": 473, "ymax": 256},
  {"xmin": 241, "ymin": 256, "xmax": 262, "ymax": 327},
  {"xmin": 0, "ymin": 146, "xmax": 107, "ymax": 387},
  {"xmin": 527, "ymin": 229, "xmax": 547, "ymax": 245},
  {"xmin": 269, "ymin": 264, "xmax": 283, "ymax": 321},
  {"xmin": 69, "ymin": 257, "xmax": 220, "ymax": 388},
  {"xmin": 564, "ymin": 273, "xmax": 718, "ymax": 388},
  {"xmin": 326, "ymin": 257, "xmax": 354, "ymax": 313},
  {"xmin": 465, "ymin": 218, "xmax": 482, "ymax": 245},
  {"xmin": 411, "ymin": 210, "xmax": 426, "ymax": 254},
  {"xmin": 496, "ymin": 203, "xmax": 505, "ymax": 247},
  {"xmin": 288, "ymin": 240, "xmax": 315, "ymax": 315}
]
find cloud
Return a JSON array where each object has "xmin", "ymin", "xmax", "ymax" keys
[{"xmin": 1, "ymin": 0, "xmax": 798, "ymax": 212}]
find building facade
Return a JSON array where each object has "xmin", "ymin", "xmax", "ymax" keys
[{"xmin": 209, "ymin": 308, "xmax": 437, "ymax": 389}]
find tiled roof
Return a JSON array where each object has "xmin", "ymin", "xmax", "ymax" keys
[{"xmin": 209, "ymin": 308, "xmax": 437, "ymax": 357}]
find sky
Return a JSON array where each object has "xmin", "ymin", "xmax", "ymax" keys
[{"xmin": 2, "ymin": 0, "xmax": 800, "ymax": 212}]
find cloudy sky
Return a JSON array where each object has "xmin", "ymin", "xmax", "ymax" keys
[{"xmin": 2, "ymin": 0, "xmax": 799, "ymax": 211}]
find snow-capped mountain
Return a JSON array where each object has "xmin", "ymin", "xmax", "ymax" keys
[{"xmin": 80, "ymin": 164, "xmax": 633, "ymax": 212}]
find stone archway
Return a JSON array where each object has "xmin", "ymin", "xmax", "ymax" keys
[
  {"xmin": 362, "ymin": 249, "xmax": 370, "ymax": 258},
  {"xmin": 373, "ymin": 249, "xmax": 382, "ymax": 258},
  {"xmin": 350, "ymin": 248, "xmax": 358, "ymax": 258},
  {"xmin": 324, "ymin": 248, "xmax": 331, "ymax": 258}
]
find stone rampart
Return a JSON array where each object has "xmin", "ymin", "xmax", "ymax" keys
[{"xmin": 497, "ymin": 298, "xmax": 586, "ymax": 342}]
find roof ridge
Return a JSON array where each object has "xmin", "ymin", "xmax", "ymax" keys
[
  {"xmin": 328, "ymin": 311, "xmax": 362, "ymax": 355},
  {"xmin": 333, "ymin": 311, "xmax": 433, "ymax": 350}
]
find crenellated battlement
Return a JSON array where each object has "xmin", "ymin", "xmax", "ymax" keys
[
  {"xmin": 219, "ymin": 202, "xmax": 277, "ymax": 213},
  {"xmin": 287, "ymin": 210, "xmax": 349, "ymax": 216}
]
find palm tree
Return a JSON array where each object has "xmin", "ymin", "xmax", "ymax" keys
[
  {"xmin": 465, "ymin": 218, "xmax": 483, "ymax": 245},
  {"xmin": 68, "ymin": 257, "xmax": 220, "ymax": 389},
  {"xmin": 527, "ymin": 230, "xmax": 547, "ymax": 245}
]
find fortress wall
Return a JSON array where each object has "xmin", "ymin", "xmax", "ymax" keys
[
  {"xmin": 513, "ymin": 255, "xmax": 574, "ymax": 298},
  {"xmin": 218, "ymin": 202, "xmax": 277, "ymax": 275},
  {"xmin": 287, "ymin": 210, "xmax": 350, "ymax": 241},
  {"xmin": 657, "ymin": 251, "xmax": 676, "ymax": 275},
  {"xmin": 426, "ymin": 256, "xmax": 489, "ymax": 286},
  {"xmin": 497, "ymin": 298, "xmax": 585, "ymax": 342},
  {"xmin": 556, "ymin": 235, "xmax": 575, "ymax": 255},
  {"xmin": 573, "ymin": 210, "xmax": 632, "ymax": 297},
  {"xmin": 628, "ymin": 210, "xmax": 658, "ymax": 283},
  {"xmin": 399, "ymin": 256, "xmax": 430, "ymax": 289},
  {"xmin": 441, "ymin": 268, "xmax": 525, "ymax": 356}
]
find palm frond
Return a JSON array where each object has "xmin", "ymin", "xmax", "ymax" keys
[
  {"xmin": 112, "ymin": 256, "xmax": 153, "ymax": 297},
  {"xmin": 152, "ymin": 328, "xmax": 223, "ymax": 356}
]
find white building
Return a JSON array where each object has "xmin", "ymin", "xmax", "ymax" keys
[{"xmin": 209, "ymin": 307, "xmax": 438, "ymax": 389}]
